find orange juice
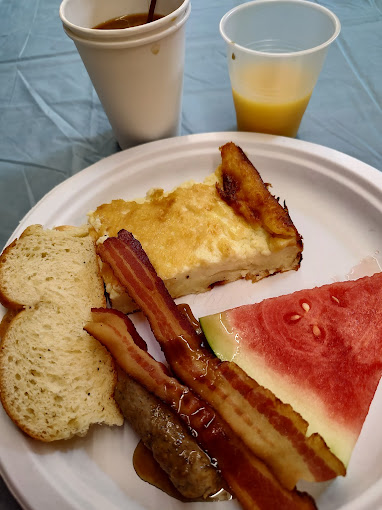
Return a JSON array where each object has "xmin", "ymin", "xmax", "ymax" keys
[{"xmin": 231, "ymin": 63, "xmax": 313, "ymax": 137}]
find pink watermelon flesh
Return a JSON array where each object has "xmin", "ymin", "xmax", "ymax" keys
[{"xmin": 200, "ymin": 272, "xmax": 382, "ymax": 464}]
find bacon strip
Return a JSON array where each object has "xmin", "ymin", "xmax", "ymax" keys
[
  {"xmin": 85, "ymin": 307, "xmax": 316, "ymax": 510},
  {"xmin": 97, "ymin": 230, "xmax": 345, "ymax": 489}
]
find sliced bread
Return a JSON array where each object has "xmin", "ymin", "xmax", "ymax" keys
[{"xmin": 0, "ymin": 225, "xmax": 123, "ymax": 441}]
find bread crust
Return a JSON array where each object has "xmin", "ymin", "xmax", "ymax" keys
[
  {"xmin": 0, "ymin": 309, "xmax": 18, "ymax": 339},
  {"xmin": 0, "ymin": 237, "xmax": 24, "ymax": 309}
]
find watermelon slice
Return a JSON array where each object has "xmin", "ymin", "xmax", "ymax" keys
[{"xmin": 199, "ymin": 272, "xmax": 382, "ymax": 466}]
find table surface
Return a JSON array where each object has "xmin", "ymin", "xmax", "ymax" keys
[{"xmin": 0, "ymin": 0, "xmax": 381, "ymax": 508}]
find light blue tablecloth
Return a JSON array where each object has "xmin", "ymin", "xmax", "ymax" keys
[{"xmin": 0, "ymin": 0, "xmax": 381, "ymax": 508}]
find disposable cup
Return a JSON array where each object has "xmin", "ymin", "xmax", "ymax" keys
[
  {"xmin": 220, "ymin": 0, "xmax": 341, "ymax": 137},
  {"xmin": 60, "ymin": 0, "xmax": 190, "ymax": 149}
]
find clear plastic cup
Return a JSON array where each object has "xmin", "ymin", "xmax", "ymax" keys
[
  {"xmin": 220, "ymin": 0, "xmax": 341, "ymax": 137},
  {"xmin": 60, "ymin": 0, "xmax": 190, "ymax": 149}
]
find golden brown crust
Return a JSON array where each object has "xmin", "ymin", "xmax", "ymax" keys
[
  {"xmin": 217, "ymin": 142, "xmax": 303, "ymax": 244},
  {"xmin": 0, "ymin": 309, "xmax": 19, "ymax": 340},
  {"xmin": 0, "ymin": 237, "xmax": 25, "ymax": 310}
]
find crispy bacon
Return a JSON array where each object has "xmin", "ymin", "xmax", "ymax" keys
[
  {"xmin": 97, "ymin": 230, "xmax": 345, "ymax": 489},
  {"xmin": 85, "ymin": 307, "xmax": 316, "ymax": 510}
]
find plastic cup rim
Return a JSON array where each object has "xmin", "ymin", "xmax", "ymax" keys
[
  {"xmin": 59, "ymin": 0, "xmax": 190, "ymax": 40},
  {"xmin": 219, "ymin": 0, "xmax": 341, "ymax": 58},
  {"xmin": 63, "ymin": 3, "xmax": 191, "ymax": 48}
]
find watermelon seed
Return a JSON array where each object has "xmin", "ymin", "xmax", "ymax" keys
[
  {"xmin": 331, "ymin": 296, "xmax": 340, "ymax": 304},
  {"xmin": 312, "ymin": 325, "xmax": 321, "ymax": 337},
  {"xmin": 290, "ymin": 314, "xmax": 301, "ymax": 321},
  {"xmin": 302, "ymin": 302, "xmax": 310, "ymax": 312}
]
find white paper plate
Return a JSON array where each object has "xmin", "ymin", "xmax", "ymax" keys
[{"xmin": 1, "ymin": 132, "xmax": 382, "ymax": 510}]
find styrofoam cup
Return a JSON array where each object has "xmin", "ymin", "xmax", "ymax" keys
[
  {"xmin": 60, "ymin": 0, "xmax": 190, "ymax": 149},
  {"xmin": 220, "ymin": 0, "xmax": 340, "ymax": 137}
]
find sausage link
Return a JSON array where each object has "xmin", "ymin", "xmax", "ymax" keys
[{"xmin": 115, "ymin": 369, "xmax": 224, "ymax": 500}]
